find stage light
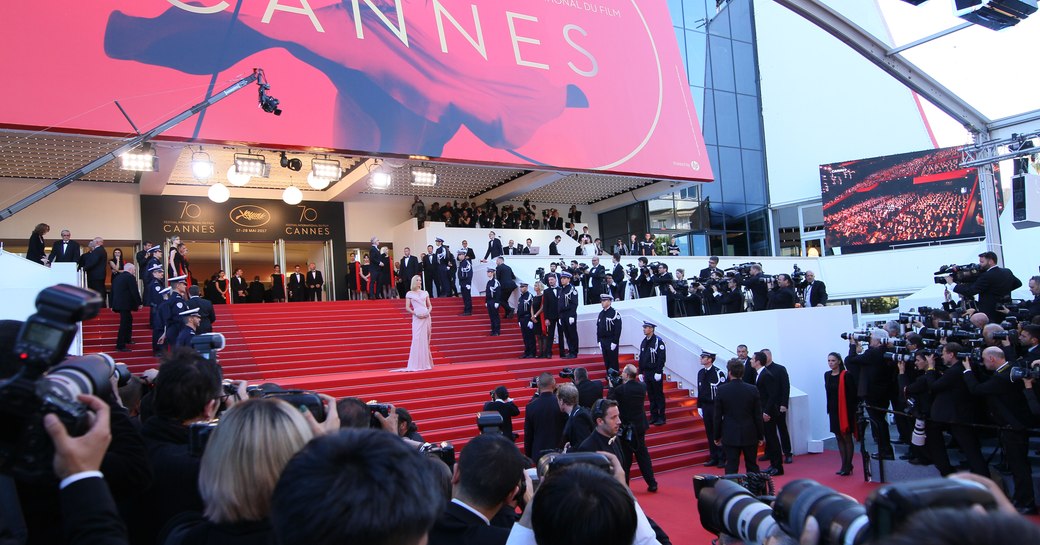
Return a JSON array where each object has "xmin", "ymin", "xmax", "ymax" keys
[
  {"xmin": 234, "ymin": 153, "xmax": 269, "ymax": 178},
  {"xmin": 226, "ymin": 165, "xmax": 251, "ymax": 187},
  {"xmin": 307, "ymin": 171, "xmax": 331, "ymax": 190},
  {"xmin": 120, "ymin": 144, "xmax": 158, "ymax": 172},
  {"xmin": 283, "ymin": 184, "xmax": 303, "ymax": 205},
  {"xmin": 369, "ymin": 170, "xmax": 392, "ymax": 189},
  {"xmin": 311, "ymin": 158, "xmax": 342, "ymax": 180},
  {"xmin": 191, "ymin": 150, "xmax": 215, "ymax": 180},
  {"xmin": 410, "ymin": 165, "xmax": 437, "ymax": 187},
  {"xmin": 279, "ymin": 151, "xmax": 303, "ymax": 172},
  {"xmin": 208, "ymin": 182, "xmax": 230, "ymax": 203}
]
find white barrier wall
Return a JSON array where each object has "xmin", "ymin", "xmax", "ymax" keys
[{"xmin": 0, "ymin": 251, "xmax": 84, "ymax": 354}]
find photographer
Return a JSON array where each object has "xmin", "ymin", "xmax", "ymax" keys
[
  {"xmin": 483, "ymin": 386, "xmax": 520, "ymax": 440},
  {"xmin": 587, "ymin": 257, "xmax": 606, "ymax": 300},
  {"xmin": 559, "ymin": 384, "xmax": 595, "ymax": 450},
  {"xmin": 1025, "ymin": 275, "xmax": 1040, "ymax": 320},
  {"xmin": 428, "ymin": 433, "xmax": 526, "ymax": 545},
  {"xmin": 766, "ymin": 274, "xmax": 798, "ymax": 310},
  {"xmin": 845, "ymin": 329, "xmax": 895, "ymax": 461},
  {"xmin": 929, "ymin": 343, "xmax": 987, "ymax": 476},
  {"xmin": 1018, "ymin": 323, "xmax": 1040, "ymax": 364},
  {"xmin": 741, "ymin": 264, "xmax": 769, "ymax": 311},
  {"xmin": 945, "ymin": 251, "xmax": 1023, "ymax": 323},
  {"xmin": 609, "ymin": 364, "xmax": 658, "ymax": 492},
  {"xmin": 719, "ymin": 277, "xmax": 744, "ymax": 314},
  {"xmin": 799, "ymin": 270, "xmax": 829, "ymax": 308},
  {"xmin": 634, "ymin": 257, "xmax": 653, "ymax": 299},
  {"xmin": 962, "ymin": 347, "xmax": 1036, "ymax": 514},
  {"xmin": 524, "ymin": 373, "xmax": 566, "ymax": 462},
  {"xmin": 573, "ymin": 367, "xmax": 605, "ymax": 410},
  {"xmin": 396, "ymin": 407, "xmax": 425, "ymax": 443},
  {"xmin": 900, "ymin": 349, "xmax": 936, "ymax": 467}
]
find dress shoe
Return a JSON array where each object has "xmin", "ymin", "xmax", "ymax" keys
[
  {"xmin": 764, "ymin": 467, "xmax": 784, "ymax": 476},
  {"xmin": 871, "ymin": 453, "xmax": 895, "ymax": 461},
  {"xmin": 836, "ymin": 469, "xmax": 852, "ymax": 477},
  {"xmin": 784, "ymin": 455, "xmax": 793, "ymax": 464},
  {"xmin": 647, "ymin": 483, "xmax": 658, "ymax": 493},
  {"xmin": 898, "ymin": 454, "xmax": 911, "ymax": 460},
  {"xmin": 703, "ymin": 459, "xmax": 719, "ymax": 467},
  {"xmin": 519, "ymin": 355, "xmax": 531, "ymax": 359},
  {"xmin": 908, "ymin": 457, "xmax": 928, "ymax": 465},
  {"xmin": 459, "ymin": 312, "xmax": 472, "ymax": 316},
  {"xmin": 116, "ymin": 347, "xmax": 131, "ymax": 353},
  {"xmin": 126, "ymin": 341, "xmax": 136, "ymax": 345}
]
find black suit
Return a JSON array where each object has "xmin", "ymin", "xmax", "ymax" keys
[
  {"xmin": 523, "ymin": 392, "xmax": 566, "ymax": 461},
  {"xmin": 186, "ymin": 296, "xmax": 216, "ymax": 334},
  {"xmin": 548, "ymin": 241, "xmax": 561, "ymax": 256},
  {"xmin": 801, "ymin": 280, "xmax": 828, "ymax": 307},
  {"xmin": 928, "ymin": 363, "xmax": 987, "ymax": 475},
  {"xmin": 110, "ymin": 271, "xmax": 141, "ymax": 349},
  {"xmin": 953, "ymin": 266, "xmax": 1023, "ymax": 323},
  {"xmin": 482, "ymin": 399, "xmax": 520, "ymax": 439},
  {"xmin": 496, "ymin": 263, "xmax": 517, "ymax": 315},
  {"xmin": 82, "ymin": 246, "xmax": 108, "ymax": 304},
  {"xmin": 765, "ymin": 362, "xmax": 792, "ymax": 457},
  {"xmin": 610, "ymin": 380, "xmax": 656, "ymax": 487},
  {"xmin": 305, "ymin": 270, "xmax": 324, "ymax": 301},
  {"xmin": 845, "ymin": 346, "xmax": 895, "ymax": 458},
  {"xmin": 754, "ymin": 366, "xmax": 783, "ymax": 470},
  {"xmin": 428, "ymin": 501, "xmax": 509, "ymax": 545},
  {"xmin": 714, "ymin": 380, "xmax": 763, "ymax": 474},
  {"xmin": 49, "ymin": 239, "xmax": 81, "ymax": 263},
  {"xmin": 60, "ymin": 477, "xmax": 130, "ymax": 545},
  {"xmin": 562, "ymin": 405, "xmax": 595, "ymax": 449},
  {"xmin": 400, "ymin": 255, "xmax": 421, "ymax": 287},
  {"xmin": 576, "ymin": 379, "xmax": 604, "ymax": 409},
  {"xmin": 483, "ymin": 238, "xmax": 504, "ymax": 261},
  {"xmin": 286, "ymin": 273, "xmax": 305, "ymax": 302},
  {"xmin": 742, "ymin": 274, "xmax": 768, "ymax": 311}
]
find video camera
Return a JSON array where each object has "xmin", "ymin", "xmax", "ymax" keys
[
  {"xmin": 559, "ymin": 367, "xmax": 575, "ymax": 380},
  {"xmin": 934, "ymin": 263, "xmax": 982, "ymax": 285},
  {"xmin": 725, "ymin": 262, "xmax": 761, "ymax": 279},
  {"xmin": 606, "ymin": 368, "xmax": 623, "ymax": 389},
  {"xmin": 1010, "ymin": 365, "xmax": 1040, "ymax": 381},
  {"xmin": 694, "ymin": 475, "xmax": 997, "ymax": 545},
  {"xmin": 190, "ymin": 333, "xmax": 225, "ymax": 362},
  {"xmin": 419, "ymin": 441, "xmax": 456, "ymax": 470},
  {"xmin": 0, "ymin": 284, "xmax": 115, "ymax": 481}
]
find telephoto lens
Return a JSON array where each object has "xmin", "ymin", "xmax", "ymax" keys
[
  {"xmin": 38, "ymin": 353, "xmax": 116, "ymax": 407},
  {"xmin": 773, "ymin": 479, "xmax": 868, "ymax": 545},
  {"xmin": 694, "ymin": 475, "xmax": 778, "ymax": 545}
]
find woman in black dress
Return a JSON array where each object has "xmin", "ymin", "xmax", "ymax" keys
[
  {"xmin": 270, "ymin": 264, "xmax": 286, "ymax": 302},
  {"xmin": 825, "ymin": 351, "xmax": 858, "ymax": 476},
  {"xmin": 213, "ymin": 270, "xmax": 229, "ymax": 304},
  {"xmin": 531, "ymin": 281, "xmax": 550, "ymax": 358},
  {"xmin": 345, "ymin": 254, "xmax": 357, "ymax": 300},
  {"xmin": 359, "ymin": 255, "xmax": 371, "ymax": 299},
  {"xmin": 26, "ymin": 223, "xmax": 49, "ymax": 265}
]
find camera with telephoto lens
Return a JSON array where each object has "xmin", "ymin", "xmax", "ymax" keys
[
  {"xmin": 0, "ymin": 285, "xmax": 117, "ymax": 482},
  {"xmin": 1010, "ymin": 365, "xmax": 1040, "ymax": 381},
  {"xmin": 419, "ymin": 441, "xmax": 456, "ymax": 470},
  {"xmin": 897, "ymin": 312, "xmax": 925, "ymax": 325},
  {"xmin": 606, "ymin": 368, "xmax": 623, "ymax": 389},
  {"xmin": 191, "ymin": 333, "xmax": 225, "ymax": 362},
  {"xmin": 695, "ymin": 475, "xmax": 996, "ymax": 545},
  {"xmin": 559, "ymin": 367, "xmax": 575, "ymax": 380},
  {"xmin": 790, "ymin": 264, "xmax": 805, "ymax": 285},
  {"xmin": 934, "ymin": 263, "xmax": 982, "ymax": 285},
  {"xmin": 883, "ymin": 347, "xmax": 915, "ymax": 363},
  {"xmin": 535, "ymin": 267, "xmax": 545, "ymax": 281},
  {"xmin": 265, "ymin": 390, "xmax": 326, "ymax": 422},
  {"xmin": 840, "ymin": 332, "xmax": 871, "ymax": 342}
]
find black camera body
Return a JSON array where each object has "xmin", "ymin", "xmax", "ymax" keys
[
  {"xmin": 0, "ymin": 285, "xmax": 111, "ymax": 482},
  {"xmin": 606, "ymin": 368, "xmax": 623, "ymax": 389},
  {"xmin": 419, "ymin": 441, "xmax": 456, "ymax": 470},
  {"xmin": 536, "ymin": 451, "xmax": 612, "ymax": 480},
  {"xmin": 188, "ymin": 420, "xmax": 220, "ymax": 457},
  {"xmin": 559, "ymin": 367, "xmax": 575, "ymax": 380},
  {"xmin": 934, "ymin": 263, "xmax": 981, "ymax": 285},
  {"xmin": 265, "ymin": 390, "xmax": 327, "ymax": 422},
  {"xmin": 476, "ymin": 411, "xmax": 505, "ymax": 435}
]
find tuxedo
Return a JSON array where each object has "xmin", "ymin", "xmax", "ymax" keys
[
  {"xmin": 49, "ymin": 238, "xmax": 81, "ymax": 263},
  {"xmin": 698, "ymin": 266, "xmax": 722, "ymax": 280},
  {"xmin": 504, "ymin": 245, "xmax": 520, "ymax": 256},
  {"xmin": 562, "ymin": 405, "xmax": 595, "ymax": 449},
  {"xmin": 286, "ymin": 272, "xmax": 305, "ymax": 302},
  {"xmin": 482, "ymin": 399, "xmax": 520, "ymax": 438},
  {"xmin": 495, "ymin": 263, "xmax": 517, "ymax": 314},
  {"xmin": 754, "ymin": 366, "xmax": 783, "ymax": 470},
  {"xmin": 483, "ymin": 238, "xmax": 504, "ymax": 260},
  {"xmin": 953, "ymin": 265, "xmax": 1023, "ymax": 322},
  {"xmin": 521, "ymin": 245, "xmax": 533, "ymax": 255},
  {"xmin": 306, "ymin": 270, "xmax": 324, "ymax": 301},
  {"xmin": 609, "ymin": 379, "xmax": 657, "ymax": 487},
  {"xmin": 231, "ymin": 275, "xmax": 249, "ymax": 303},
  {"xmin": 714, "ymin": 380, "xmax": 764, "ymax": 474},
  {"xmin": 800, "ymin": 280, "xmax": 829, "ymax": 307},
  {"xmin": 576, "ymin": 379, "xmax": 604, "ymax": 409},
  {"xmin": 523, "ymin": 391, "xmax": 567, "ymax": 460},
  {"xmin": 111, "ymin": 271, "xmax": 142, "ymax": 350}
]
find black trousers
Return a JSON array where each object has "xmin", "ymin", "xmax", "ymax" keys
[
  {"xmin": 486, "ymin": 302, "xmax": 500, "ymax": 334},
  {"xmin": 1002, "ymin": 429, "xmax": 1035, "ymax": 508},
  {"xmin": 928, "ymin": 421, "xmax": 987, "ymax": 476},
  {"xmin": 622, "ymin": 428, "xmax": 657, "ymax": 486},
  {"xmin": 460, "ymin": 285, "xmax": 472, "ymax": 313},
  {"xmin": 436, "ymin": 269, "xmax": 450, "ymax": 297},
  {"xmin": 724, "ymin": 444, "xmax": 760, "ymax": 475},
  {"xmin": 763, "ymin": 418, "xmax": 784, "ymax": 469},
  {"xmin": 864, "ymin": 396, "xmax": 894, "ymax": 457},
  {"xmin": 560, "ymin": 316, "xmax": 578, "ymax": 356},
  {"xmin": 307, "ymin": 287, "xmax": 321, "ymax": 301},
  {"xmin": 776, "ymin": 410, "xmax": 792, "ymax": 456},
  {"xmin": 702, "ymin": 404, "xmax": 722, "ymax": 462},
  {"xmin": 646, "ymin": 378, "xmax": 665, "ymax": 422},
  {"xmin": 546, "ymin": 318, "xmax": 564, "ymax": 357},
  {"xmin": 599, "ymin": 339, "xmax": 619, "ymax": 373},
  {"xmin": 88, "ymin": 279, "xmax": 106, "ymax": 306},
  {"xmin": 500, "ymin": 287, "xmax": 515, "ymax": 314},
  {"xmin": 116, "ymin": 310, "xmax": 133, "ymax": 349},
  {"xmin": 519, "ymin": 318, "xmax": 537, "ymax": 355}
]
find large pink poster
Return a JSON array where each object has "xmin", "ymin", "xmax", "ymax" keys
[{"xmin": 1, "ymin": 1, "xmax": 712, "ymax": 181}]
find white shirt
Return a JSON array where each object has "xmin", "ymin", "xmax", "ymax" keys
[
  {"xmin": 451, "ymin": 498, "xmax": 490, "ymax": 525},
  {"xmin": 505, "ymin": 498, "xmax": 661, "ymax": 545}
]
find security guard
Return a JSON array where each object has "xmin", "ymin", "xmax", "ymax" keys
[
  {"xmin": 596, "ymin": 294, "xmax": 622, "ymax": 373},
  {"xmin": 516, "ymin": 282, "xmax": 536, "ymax": 358},
  {"xmin": 175, "ymin": 307, "xmax": 201, "ymax": 347},
  {"xmin": 151, "ymin": 286, "xmax": 171, "ymax": 356},
  {"xmin": 485, "ymin": 268, "xmax": 500, "ymax": 336},
  {"xmin": 143, "ymin": 244, "xmax": 163, "ymax": 273},
  {"xmin": 433, "ymin": 237, "xmax": 451, "ymax": 297},
  {"xmin": 456, "ymin": 249, "xmax": 473, "ymax": 315},
  {"xmin": 558, "ymin": 272, "xmax": 579, "ymax": 359},
  {"xmin": 639, "ymin": 322, "xmax": 667, "ymax": 426},
  {"xmin": 697, "ymin": 351, "xmax": 727, "ymax": 466},
  {"xmin": 160, "ymin": 275, "xmax": 189, "ymax": 351}
]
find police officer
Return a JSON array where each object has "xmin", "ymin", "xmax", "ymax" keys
[
  {"xmin": 150, "ymin": 286, "xmax": 171, "ymax": 356},
  {"xmin": 175, "ymin": 307, "xmax": 201, "ymax": 347},
  {"xmin": 639, "ymin": 322, "xmax": 667, "ymax": 426},
  {"xmin": 596, "ymin": 294, "xmax": 622, "ymax": 373},
  {"xmin": 516, "ymin": 282, "xmax": 537, "ymax": 358},
  {"xmin": 558, "ymin": 272, "xmax": 579, "ymax": 359},
  {"xmin": 144, "ymin": 244, "xmax": 163, "ymax": 273},
  {"xmin": 433, "ymin": 238, "xmax": 451, "ymax": 297},
  {"xmin": 456, "ymin": 249, "xmax": 473, "ymax": 315},
  {"xmin": 697, "ymin": 352, "xmax": 727, "ymax": 467},
  {"xmin": 485, "ymin": 269, "xmax": 500, "ymax": 336},
  {"xmin": 159, "ymin": 275, "xmax": 189, "ymax": 350}
]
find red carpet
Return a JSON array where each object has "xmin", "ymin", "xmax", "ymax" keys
[{"xmin": 82, "ymin": 299, "xmax": 711, "ymax": 473}]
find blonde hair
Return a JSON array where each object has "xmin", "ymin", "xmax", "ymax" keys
[
  {"xmin": 533, "ymin": 281, "xmax": 544, "ymax": 293},
  {"xmin": 198, "ymin": 399, "xmax": 314, "ymax": 523},
  {"xmin": 410, "ymin": 274, "xmax": 423, "ymax": 291}
]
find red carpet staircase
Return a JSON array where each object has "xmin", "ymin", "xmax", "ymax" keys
[{"xmin": 82, "ymin": 299, "xmax": 710, "ymax": 474}]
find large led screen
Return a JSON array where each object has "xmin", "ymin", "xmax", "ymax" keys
[
  {"xmin": 821, "ymin": 146, "xmax": 998, "ymax": 254},
  {"xmin": 0, "ymin": 1, "xmax": 712, "ymax": 182}
]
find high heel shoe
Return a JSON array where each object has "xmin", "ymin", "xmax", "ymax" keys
[{"xmin": 837, "ymin": 467, "xmax": 853, "ymax": 476}]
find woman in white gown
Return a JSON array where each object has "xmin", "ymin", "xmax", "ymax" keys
[{"xmin": 398, "ymin": 274, "xmax": 433, "ymax": 372}]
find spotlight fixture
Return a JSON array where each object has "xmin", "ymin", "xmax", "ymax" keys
[
  {"xmin": 279, "ymin": 151, "xmax": 303, "ymax": 172},
  {"xmin": 370, "ymin": 171, "xmax": 392, "ymax": 189},
  {"xmin": 282, "ymin": 184, "xmax": 303, "ymax": 205},
  {"xmin": 311, "ymin": 158, "xmax": 342, "ymax": 180},
  {"xmin": 208, "ymin": 182, "xmax": 230, "ymax": 203},
  {"xmin": 234, "ymin": 153, "xmax": 270, "ymax": 178},
  {"xmin": 410, "ymin": 165, "xmax": 437, "ymax": 187},
  {"xmin": 120, "ymin": 144, "xmax": 158, "ymax": 172},
  {"xmin": 226, "ymin": 165, "xmax": 251, "ymax": 187},
  {"xmin": 190, "ymin": 150, "xmax": 215, "ymax": 180}
]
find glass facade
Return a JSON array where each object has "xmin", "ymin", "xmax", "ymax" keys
[{"xmin": 624, "ymin": 0, "xmax": 770, "ymax": 257}]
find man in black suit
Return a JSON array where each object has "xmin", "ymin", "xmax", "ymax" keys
[
  {"xmin": 751, "ymin": 351, "xmax": 783, "ymax": 475},
  {"xmin": 609, "ymin": 364, "xmax": 658, "ymax": 492},
  {"xmin": 845, "ymin": 330, "xmax": 895, "ymax": 461},
  {"xmin": 761, "ymin": 349, "xmax": 793, "ymax": 464},
  {"xmin": 186, "ymin": 285, "xmax": 216, "ymax": 334},
  {"xmin": 963, "ymin": 347, "xmax": 1037, "ymax": 514},
  {"xmin": 610, "ymin": 254, "xmax": 626, "ymax": 301},
  {"xmin": 428, "ymin": 433, "xmax": 526, "ymax": 545},
  {"xmin": 503, "ymin": 239, "xmax": 520, "ymax": 255},
  {"xmin": 134, "ymin": 240, "xmax": 152, "ymax": 272},
  {"xmin": 367, "ymin": 237, "xmax": 383, "ymax": 299},
  {"xmin": 698, "ymin": 256, "xmax": 721, "ymax": 281},
  {"xmin": 524, "ymin": 373, "xmax": 567, "ymax": 462},
  {"xmin": 741, "ymin": 265, "xmax": 769, "ymax": 311},
  {"xmin": 48, "ymin": 229, "xmax": 81, "ymax": 264},
  {"xmin": 522, "ymin": 238, "xmax": 534, "ymax": 255},
  {"xmin": 736, "ymin": 344, "xmax": 755, "ymax": 385},
  {"xmin": 573, "ymin": 367, "xmax": 604, "ymax": 409},
  {"xmin": 306, "ymin": 263, "xmax": 324, "ymax": 301},
  {"xmin": 638, "ymin": 322, "xmax": 667, "ymax": 425},
  {"xmin": 928, "ymin": 343, "xmax": 988, "ymax": 476},
  {"xmin": 948, "ymin": 251, "xmax": 1023, "ymax": 323},
  {"xmin": 482, "ymin": 231, "xmax": 504, "ymax": 262},
  {"xmin": 713, "ymin": 359, "xmax": 764, "ymax": 474},
  {"xmin": 110, "ymin": 263, "xmax": 141, "ymax": 352},
  {"xmin": 720, "ymin": 278, "xmax": 745, "ymax": 314},
  {"xmin": 483, "ymin": 386, "xmax": 520, "ymax": 439},
  {"xmin": 232, "ymin": 267, "xmax": 250, "ymax": 303},
  {"xmin": 559, "ymin": 383, "xmax": 595, "ymax": 449},
  {"xmin": 800, "ymin": 270, "xmax": 829, "ymax": 307},
  {"xmin": 396, "ymin": 247, "xmax": 419, "ymax": 290},
  {"xmin": 81, "ymin": 237, "xmax": 108, "ymax": 305},
  {"xmin": 494, "ymin": 257, "xmax": 517, "ymax": 318},
  {"xmin": 458, "ymin": 240, "xmax": 477, "ymax": 260},
  {"xmin": 576, "ymin": 399, "xmax": 626, "ymax": 467},
  {"xmin": 587, "ymin": 256, "xmax": 606, "ymax": 300},
  {"xmin": 548, "ymin": 235, "xmax": 562, "ymax": 256},
  {"xmin": 542, "ymin": 274, "xmax": 562, "ymax": 359},
  {"xmin": 767, "ymin": 274, "xmax": 799, "ymax": 310}
]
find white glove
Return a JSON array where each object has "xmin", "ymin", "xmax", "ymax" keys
[
  {"xmin": 527, "ymin": 322, "xmax": 534, "ymax": 329},
  {"xmin": 465, "ymin": 285, "xmax": 470, "ymax": 290},
  {"xmin": 654, "ymin": 373, "xmax": 662, "ymax": 381},
  {"xmin": 569, "ymin": 317, "xmax": 575, "ymax": 325},
  {"xmin": 697, "ymin": 408, "xmax": 704, "ymax": 418},
  {"xmin": 494, "ymin": 303, "xmax": 499, "ymax": 308},
  {"xmin": 610, "ymin": 343, "xmax": 617, "ymax": 351},
  {"xmin": 638, "ymin": 374, "xmax": 644, "ymax": 383}
]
